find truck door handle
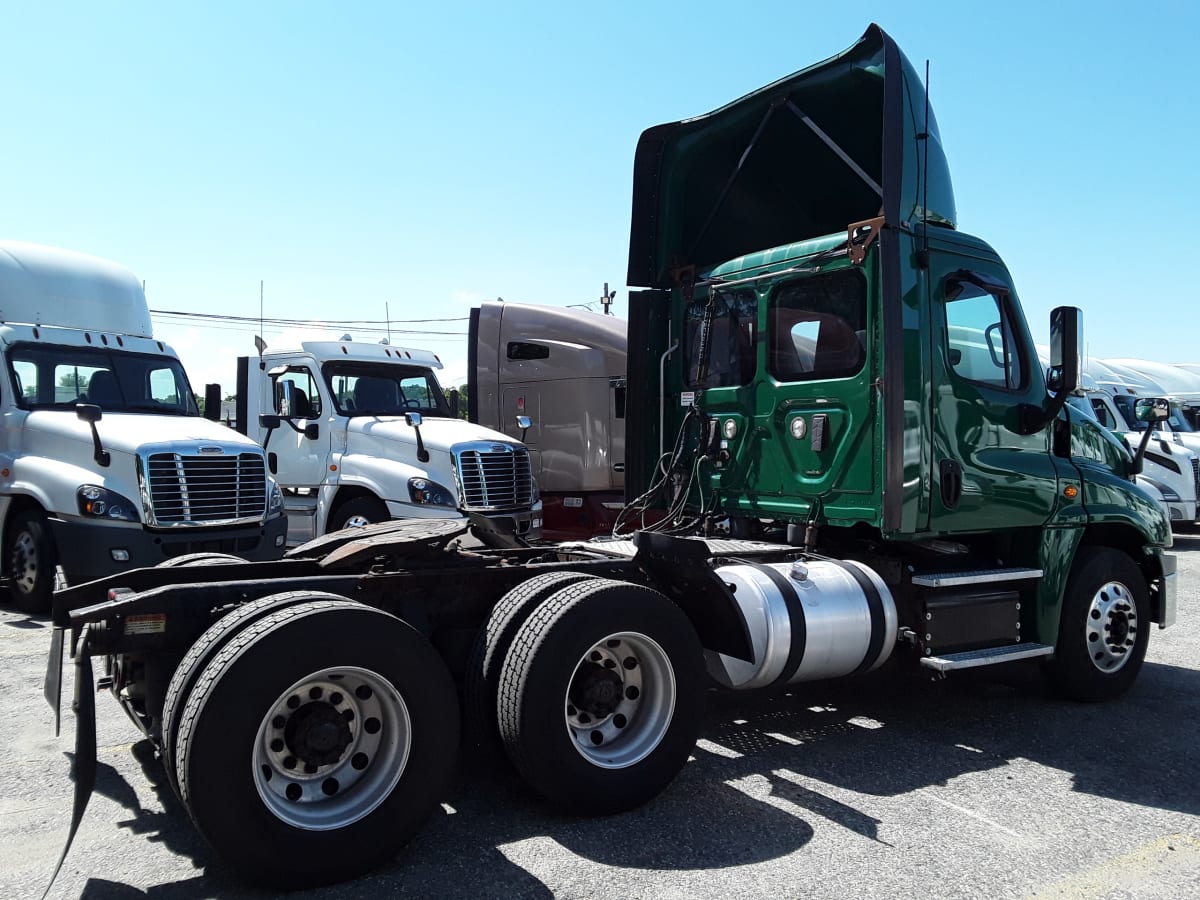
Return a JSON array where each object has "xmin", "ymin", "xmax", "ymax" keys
[{"xmin": 939, "ymin": 459, "xmax": 962, "ymax": 508}]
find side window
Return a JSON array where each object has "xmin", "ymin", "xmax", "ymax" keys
[
  {"xmin": 768, "ymin": 269, "xmax": 866, "ymax": 382},
  {"xmin": 1089, "ymin": 398, "xmax": 1117, "ymax": 430},
  {"xmin": 508, "ymin": 342, "xmax": 549, "ymax": 360},
  {"xmin": 684, "ymin": 289, "xmax": 758, "ymax": 388},
  {"xmin": 944, "ymin": 279, "xmax": 1023, "ymax": 390},
  {"xmin": 12, "ymin": 360, "xmax": 38, "ymax": 404},
  {"xmin": 273, "ymin": 368, "xmax": 322, "ymax": 418}
]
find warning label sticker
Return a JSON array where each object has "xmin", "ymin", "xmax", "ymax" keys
[{"xmin": 124, "ymin": 614, "xmax": 166, "ymax": 636}]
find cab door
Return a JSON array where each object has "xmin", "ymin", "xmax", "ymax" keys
[
  {"xmin": 267, "ymin": 363, "xmax": 331, "ymax": 490},
  {"xmin": 928, "ymin": 254, "xmax": 1058, "ymax": 533}
]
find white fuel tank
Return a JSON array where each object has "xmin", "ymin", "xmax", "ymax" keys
[{"xmin": 706, "ymin": 559, "xmax": 897, "ymax": 689}]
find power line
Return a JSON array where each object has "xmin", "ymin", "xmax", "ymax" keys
[
  {"xmin": 150, "ymin": 308, "xmax": 468, "ymax": 326},
  {"xmin": 150, "ymin": 313, "xmax": 466, "ymax": 338}
]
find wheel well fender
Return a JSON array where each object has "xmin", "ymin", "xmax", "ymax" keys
[{"xmin": 1078, "ymin": 523, "xmax": 1162, "ymax": 618}]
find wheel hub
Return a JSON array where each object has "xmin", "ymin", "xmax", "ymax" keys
[
  {"xmin": 253, "ymin": 668, "xmax": 411, "ymax": 831},
  {"xmin": 563, "ymin": 631, "xmax": 676, "ymax": 770},
  {"xmin": 285, "ymin": 702, "xmax": 353, "ymax": 766},
  {"xmin": 11, "ymin": 531, "xmax": 38, "ymax": 592},
  {"xmin": 1085, "ymin": 581, "xmax": 1138, "ymax": 673},
  {"xmin": 569, "ymin": 662, "xmax": 624, "ymax": 718}
]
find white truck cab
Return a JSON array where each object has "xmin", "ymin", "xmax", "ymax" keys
[
  {"xmin": 0, "ymin": 241, "xmax": 286, "ymax": 612},
  {"xmin": 236, "ymin": 339, "xmax": 542, "ymax": 540},
  {"xmin": 1071, "ymin": 387, "xmax": 1199, "ymax": 526}
]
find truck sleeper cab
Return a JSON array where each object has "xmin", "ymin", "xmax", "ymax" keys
[
  {"xmin": 0, "ymin": 242, "xmax": 285, "ymax": 612},
  {"xmin": 236, "ymin": 339, "xmax": 542, "ymax": 540}
]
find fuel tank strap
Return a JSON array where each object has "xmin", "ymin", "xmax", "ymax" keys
[
  {"xmin": 824, "ymin": 559, "xmax": 886, "ymax": 675},
  {"xmin": 741, "ymin": 560, "xmax": 807, "ymax": 687}
]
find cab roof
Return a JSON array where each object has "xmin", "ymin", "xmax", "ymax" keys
[{"xmin": 627, "ymin": 24, "xmax": 956, "ymax": 289}]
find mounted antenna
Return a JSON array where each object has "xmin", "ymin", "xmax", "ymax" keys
[
  {"xmin": 916, "ymin": 59, "xmax": 932, "ymax": 269},
  {"xmin": 258, "ymin": 280, "xmax": 266, "ymax": 369},
  {"xmin": 385, "ymin": 301, "xmax": 392, "ymax": 345}
]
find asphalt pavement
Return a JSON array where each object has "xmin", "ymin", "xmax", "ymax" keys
[{"xmin": 3, "ymin": 536, "xmax": 1199, "ymax": 899}]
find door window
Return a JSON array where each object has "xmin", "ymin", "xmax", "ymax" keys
[
  {"xmin": 944, "ymin": 279, "xmax": 1024, "ymax": 390},
  {"xmin": 273, "ymin": 368, "xmax": 322, "ymax": 418}
]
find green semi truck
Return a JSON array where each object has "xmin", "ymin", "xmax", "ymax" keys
[{"xmin": 44, "ymin": 23, "xmax": 1175, "ymax": 890}]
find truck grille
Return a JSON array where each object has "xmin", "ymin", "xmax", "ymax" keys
[
  {"xmin": 453, "ymin": 444, "xmax": 533, "ymax": 511},
  {"xmin": 143, "ymin": 452, "xmax": 268, "ymax": 526},
  {"xmin": 1193, "ymin": 457, "xmax": 1199, "ymax": 501}
]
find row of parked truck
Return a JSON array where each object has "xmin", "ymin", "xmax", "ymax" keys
[
  {"xmin": 27, "ymin": 22, "xmax": 1186, "ymax": 892},
  {"xmin": 0, "ymin": 240, "xmax": 633, "ymax": 616}
]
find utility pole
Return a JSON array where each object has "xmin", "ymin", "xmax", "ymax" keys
[{"xmin": 600, "ymin": 282, "xmax": 616, "ymax": 316}]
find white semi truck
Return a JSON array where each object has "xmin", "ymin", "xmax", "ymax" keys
[
  {"xmin": 0, "ymin": 241, "xmax": 286, "ymax": 612},
  {"xmin": 234, "ymin": 338, "xmax": 542, "ymax": 540}
]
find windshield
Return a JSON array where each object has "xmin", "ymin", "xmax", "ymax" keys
[
  {"xmin": 1110, "ymin": 394, "xmax": 1195, "ymax": 434},
  {"xmin": 1111, "ymin": 395, "xmax": 1147, "ymax": 431},
  {"xmin": 8, "ymin": 343, "xmax": 199, "ymax": 415},
  {"xmin": 1169, "ymin": 404, "xmax": 1194, "ymax": 432},
  {"xmin": 323, "ymin": 362, "xmax": 450, "ymax": 417}
]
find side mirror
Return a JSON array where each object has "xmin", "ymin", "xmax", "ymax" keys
[
  {"xmin": 75, "ymin": 403, "xmax": 102, "ymax": 424},
  {"xmin": 1135, "ymin": 397, "xmax": 1171, "ymax": 423},
  {"xmin": 204, "ymin": 383, "xmax": 221, "ymax": 422},
  {"xmin": 515, "ymin": 414, "xmax": 532, "ymax": 442},
  {"xmin": 277, "ymin": 381, "xmax": 300, "ymax": 418},
  {"xmin": 259, "ymin": 414, "xmax": 281, "ymax": 429},
  {"xmin": 1048, "ymin": 306, "xmax": 1082, "ymax": 395},
  {"xmin": 304, "ymin": 423, "xmax": 320, "ymax": 440},
  {"xmin": 404, "ymin": 412, "xmax": 428, "ymax": 462},
  {"xmin": 448, "ymin": 389, "xmax": 460, "ymax": 419}
]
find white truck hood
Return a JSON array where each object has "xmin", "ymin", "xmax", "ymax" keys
[
  {"xmin": 21, "ymin": 411, "xmax": 264, "ymax": 455},
  {"xmin": 345, "ymin": 415, "xmax": 523, "ymax": 454}
]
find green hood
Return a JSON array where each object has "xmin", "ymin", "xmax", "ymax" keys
[{"xmin": 627, "ymin": 24, "xmax": 956, "ymax": 288}]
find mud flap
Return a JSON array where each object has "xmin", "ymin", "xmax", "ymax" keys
[
  {"xmin": 43, "ymin": 627, "xmax": 65, "ymax": 737},
  {"xmin": 43, "ymin": 625, "xmax": 97, "ymax": 899}
]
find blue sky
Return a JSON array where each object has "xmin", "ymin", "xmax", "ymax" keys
[{"xmin": 3, "ymin": 1, "xmax": 1197, "ymax": 391}]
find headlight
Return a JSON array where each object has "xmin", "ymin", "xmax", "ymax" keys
[
  {"xmin": 408, "ymin": 477, "xmax": 456, "ymax": 507},
  {"xmin": 77, "ymin": 485, "xmax": 140, "ymax": 523},
  {"xmin": 268, "ymin": 478, "xmax": 285, "ymax": 516}
]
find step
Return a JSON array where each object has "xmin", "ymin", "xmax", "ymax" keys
[
  {"xmin": 284, "ymin": 498, "xmax": 319, "ymax": 516},
  {"xmin": 919, "ymin": 642, "xmax": 1053, "ymax": 672},
  {"xmin": 911, "ymin": 567, "xmax": 1043, "ymax": 588}
]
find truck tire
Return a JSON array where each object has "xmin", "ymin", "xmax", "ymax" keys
[
  {"xmin": 1044, "ymin": 547, "xmax": 1150, "ymax": 702},
  {"xmin": 157, "ymin": 552, "xmax": 246, "ymax": 567},
  {"xmin": 465, "ymin": 571, "xmax": 596, "ymax": 754},
  {"xmin": 327, "ymin": 496, "xmax": 389, "ymax": 534},
  {"xmin": 497, "ymin": 579, "xmax": 704, "ymax": 815},
  {"xmin": 5, "ymin": 509, "xmax": 56, "ymax": 614},
  {"xmin": 160, "ymin": 590, "xmax": 337, "ymax": 798},
  {"xmin": 174, "ymin": 599, "xmax": 459, "ymax": 887}
]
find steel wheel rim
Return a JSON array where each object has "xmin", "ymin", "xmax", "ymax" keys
[
  {"xmin": 563, "ymin": 631, "xmax": 676, "ymax": 769},
  {"xmin": 1085, "ymin": 580, "xmax": 1138, "ymax": 673},
  {"xmin": 11, "ymin": 530, "xmax": 38, "ymax": 593},
  {"xmin": 253, "ymin": 665, "xmax": 411, "ymax": 830},
  {"xmin": 343, "ymin": 514, "xmax": 372, "ymax": 529}
]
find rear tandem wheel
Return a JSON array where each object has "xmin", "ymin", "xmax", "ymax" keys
[{"xmin": 174, "ymin": 599, "xmax": 459, "ymax": 887}]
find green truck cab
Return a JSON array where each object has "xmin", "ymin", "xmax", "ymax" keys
[
  {"xmin": 39, "ymin": 24, "xmax": 1178, "ymax": 891},
  {"xmin": 625, "ymin": 23, "xmax": 1175, "ymax": 697}
]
